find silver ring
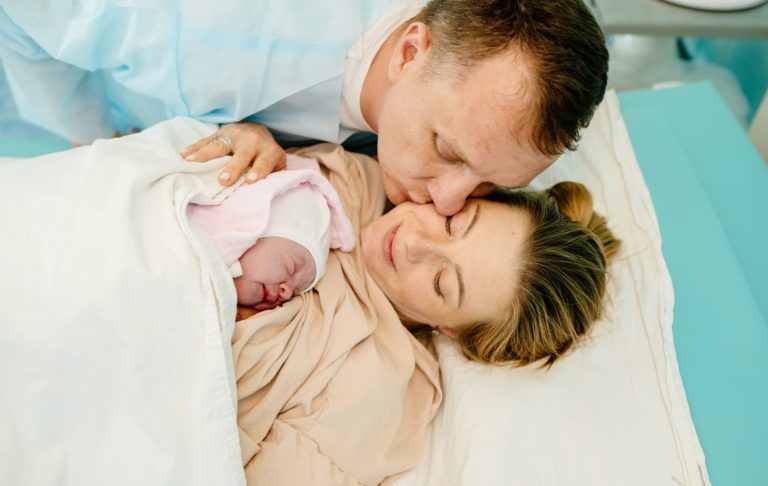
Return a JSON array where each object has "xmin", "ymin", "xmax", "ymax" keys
[{"xmin": 210, "ymin": 134, "xmax": 233, "ymax": 154}]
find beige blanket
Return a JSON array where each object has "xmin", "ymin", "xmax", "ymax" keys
[{"xmin": 232, "ymin": 144, "xmax": 442, "ymax": 486}]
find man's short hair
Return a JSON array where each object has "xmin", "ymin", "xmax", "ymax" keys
[{"xmin": 418, "ymin": 0, "xmax": 609, "ymax": 156}]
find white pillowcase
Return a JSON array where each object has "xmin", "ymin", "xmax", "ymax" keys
[{"xmin": 395, "ymin": 91, "xmax": 709, "ymax": 486}]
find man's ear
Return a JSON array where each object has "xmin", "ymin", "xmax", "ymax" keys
[{"xmin": 388, "ymin": 21, "xmax": 431, "ymax": 82}]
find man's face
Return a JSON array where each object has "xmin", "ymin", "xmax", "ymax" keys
[{"xmin": 376, "ymin": 46, "xmax": 556, "ymax": 216}]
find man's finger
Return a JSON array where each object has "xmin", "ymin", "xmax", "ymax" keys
[
  {"xmin": 181, "ymin": 137, "xmax": 212, "ymax": 160},
  {"xmin": 247, "ymin": 149, "xmax": 286, "ymax": 183},
  {"xmin": 218, "ymin": 150, "xmax": 255, "ymax": 185},
  {"xmin": 186, "ymin": 139, "xmax": 231, "ymax": 163}
]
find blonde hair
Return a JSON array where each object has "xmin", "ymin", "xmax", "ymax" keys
[{"xmin": 456, "ymin": 181, "xmax": 619, "ymax": 367}]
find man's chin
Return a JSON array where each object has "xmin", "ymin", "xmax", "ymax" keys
[
  {"xmin": 384, "ymin": 186, "xmax": 407, "ymax": 206},
  {"xmin": 381, "ymin": 174, "xmax": 407, "ymax": 205}
]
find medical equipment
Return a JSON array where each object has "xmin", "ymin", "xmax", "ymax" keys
[{"xmin": 662, "ymin": 0, "xmax": 767, "ymax": 11}]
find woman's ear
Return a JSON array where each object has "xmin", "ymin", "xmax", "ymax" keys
[{"xmin": 388, "ymin": 22, "xmax": 431, "ymax": 82}]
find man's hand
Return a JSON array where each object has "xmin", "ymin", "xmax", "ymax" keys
[{"xmin": 180, "ymin": 122, "xmax": 287, "ymax": 186}]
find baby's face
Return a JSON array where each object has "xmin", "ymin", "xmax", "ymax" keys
[{"xmin": 234, "ymin": 237, "xmax": 316, "ymax": 311}]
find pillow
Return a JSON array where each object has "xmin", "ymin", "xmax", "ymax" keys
[{"xmin": 394, "ymin": 91, "xmax": 708, "ymax": 486}]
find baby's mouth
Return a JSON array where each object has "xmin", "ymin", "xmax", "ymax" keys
[
  {"xmin": 253, "ymin": 291, "xmax": 280, "ymax": 311},
  {"xmin": 254, "ymin": 285, "xmax": 283, "ymax": 310},
  {"xmin": 262, "ymin": 285, "xmax": 280, "ymax": 305},
  {"xmin": 261, "ymin": 285, "xmax": 269, "ymax": 304}
]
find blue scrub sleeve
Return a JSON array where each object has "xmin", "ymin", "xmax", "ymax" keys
[{"xmin": 0, "ymin": 7, "xmax": 114, "ymax": 144}]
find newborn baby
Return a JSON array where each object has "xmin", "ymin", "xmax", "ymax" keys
[{"xmin": 187, "ymin": 154, "xmax": 355, "ymax": 311}]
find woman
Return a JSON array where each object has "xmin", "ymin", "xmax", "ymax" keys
[{"xmin": 232, "ymin": 142, "xmax": 619, "ymax": 485}]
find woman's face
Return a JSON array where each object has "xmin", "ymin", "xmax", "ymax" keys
[{"xmin": 362, "ymin": 199, "xmax": 529, "ymax": 331}]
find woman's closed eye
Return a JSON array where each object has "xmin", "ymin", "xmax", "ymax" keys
[{"xmin": 433, "ymin": 268, "xmax": 444, "ymax": 299}]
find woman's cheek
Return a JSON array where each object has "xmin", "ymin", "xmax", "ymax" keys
[{"xmin": 396, "ymin": 278, "xmax": 429, "ymax": 321}]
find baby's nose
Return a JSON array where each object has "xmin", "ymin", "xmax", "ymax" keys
[{"xmin": 278, "ymin": 283, "xmax": 293, "ymax": 301}]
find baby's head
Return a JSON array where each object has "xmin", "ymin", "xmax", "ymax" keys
[
  {"xmin": 233, "ymin": 236, "xmax": 316, "ymax": 311},
  {"xmin": 232, "ymin": 182, "xmax": 334, "ymax": 311}
]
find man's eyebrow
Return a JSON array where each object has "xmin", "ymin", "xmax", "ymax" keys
[{"xmin": 455, "ymin": 204, "xmax": 479, "ymax": 307}]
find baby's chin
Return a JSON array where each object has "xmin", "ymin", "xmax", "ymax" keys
[{"xmin": 252, "ymin": 300, "xmax": 282, "ymax": 311}]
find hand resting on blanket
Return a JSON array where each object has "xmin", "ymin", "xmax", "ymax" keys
[{"xmin": 181, "ymin": 122, "xmax": 286, "ymax": 186}]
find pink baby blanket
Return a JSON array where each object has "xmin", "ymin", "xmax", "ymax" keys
[{"xmin": 187, "ymin": 154, "xmax": 355, "ymax": 267}]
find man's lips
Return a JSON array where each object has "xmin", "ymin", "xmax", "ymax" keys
[{"xmin": 383, "ymin": 224, "xmax": 400, "ymax": 271}]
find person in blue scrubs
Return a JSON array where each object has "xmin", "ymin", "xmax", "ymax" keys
[{"xmin": 0, "ymin": 0, "xmax": 608, "ymax": 216}]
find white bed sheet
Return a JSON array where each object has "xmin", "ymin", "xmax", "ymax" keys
[{"xmin": 395, "ymin": 91, "xmax": 709, "ymax": 486}]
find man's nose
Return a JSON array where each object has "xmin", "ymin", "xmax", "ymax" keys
[{"xmin": 427, "ymin": 176, "xmax": 481, "ymax": 216}]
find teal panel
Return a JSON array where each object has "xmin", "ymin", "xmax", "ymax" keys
[
  {"xmin": 619, "ymin": 82, "xmax": 768, "ymax": 486},
  {"xmin": 0, "ymin": 138, "xmax": 70, "ymax": 157}
]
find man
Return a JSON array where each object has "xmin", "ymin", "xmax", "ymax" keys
[{"xmin": 0, "ymin": 0, "xmax": 608, "ymax": 216}]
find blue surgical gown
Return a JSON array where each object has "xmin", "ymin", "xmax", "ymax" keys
[{"xmin": 0, "ymin": 1, "xmax": 389, "ymax": 144}]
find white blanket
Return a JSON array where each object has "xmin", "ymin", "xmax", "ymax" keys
[
  {"xmin": 0, "ymin": 119, "xmax": 245, "ymax": 486},
  {"xmin": 395, "ymin": 91, "xmax": 709, "ymax": 486}
]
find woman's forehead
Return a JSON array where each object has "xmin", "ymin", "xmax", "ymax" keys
[{"xmin": 448, "ymin": 201, "xmax": 529, "ymax": 324}]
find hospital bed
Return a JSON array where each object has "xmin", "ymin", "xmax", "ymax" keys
[{"xmin": 1, "ymin": 81, "xmax": 766, "ymax": 485}]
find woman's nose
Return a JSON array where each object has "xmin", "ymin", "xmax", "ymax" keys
[
  {"xmin": 278, "ymin": 282, "xmax": 293, "ymax": 300},
  {"xmin": 405, "ymin": 229, "xmax": 433, "ymax": 263}
]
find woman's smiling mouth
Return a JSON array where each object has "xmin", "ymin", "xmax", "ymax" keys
[{"xmin": 383, "ymin": 224, "xmax": 400, "ymax": 271}]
